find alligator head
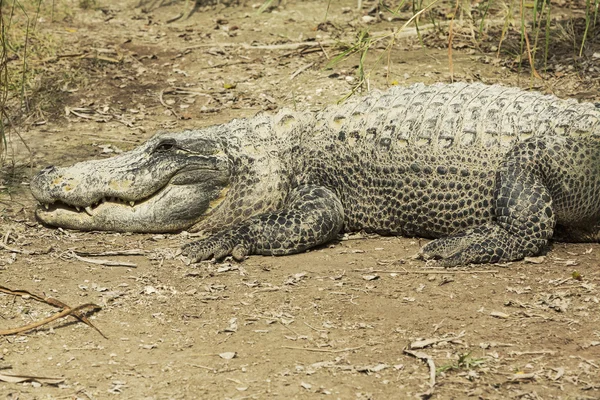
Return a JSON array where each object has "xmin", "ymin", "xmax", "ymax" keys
[{"xmin": 31, "ymin": 130, "xmax": 230, "ymax": 232}]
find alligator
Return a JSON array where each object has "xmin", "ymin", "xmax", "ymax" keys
[{"xmin": 30, "ymin": 82, "xmax": 600, "ymax": 266}]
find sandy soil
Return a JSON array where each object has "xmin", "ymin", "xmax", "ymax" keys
[{"xmin": 1, "ymin": 0, "xmax": 600, "ymax": 399}]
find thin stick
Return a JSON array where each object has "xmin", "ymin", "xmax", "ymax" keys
[
  {"xmin": 0, "ymin": 241, "xmax": 33, "ymax": 255},
  {"xmin": 38, "ymin": 52, "xmax": 85, "ymax": 63},
  {"xmin": 303, "ymin": 321, "xmax": 327, "ymax": 333},
  {"xmin": 166, "ymin": 12, "xmax": 183, "ymax": 23},
  {"xmin": 0, "ymin": 285, "xmax": 105, "ymax": 338},
  {"xmin": 73, "ymin": 249, "xmax": 147, "ymax": 257},
  {"xmin": 70, "ymin": 252, "xmax": 137, "ymax": 268},
  {"xmin": 319, "ymin": 42, "xmax": 330, "ymax": 60},
  {"xmin": 187, "ymin": 363, "xmax": 215, "ymax": 371},
  {"xmin": 0, "ymin": 303, "xmax": 101, "ymax": 336},
  {"xmin": 158, "ymin": 89, "xmax": 179, "ymax": 119},
  {"xmin": 447, "ymin": 0, "xmax": 460, "ymax": 82},
  {"xmin": 69, "ymin": 109, "xmax": 93, "ymax": 119},
  {"xmin": 184, "ymin": 40, "xmax": 337, "ymax": 52},
  {"xmin": 352, "ymin": 269, "xmax": 498, "ymax": 274},
  {"xmin": 282, "ymin": 345, "xmax": 364, "ymax": 353},
  {"xmin": 410, "ymin": 331, "xmax": 466, "ymax": 349},
  {"xmin": 290, "ymin": 62, "xmax": 315, "ymax": 80},
  {"xmin": 509, "ymin": 350, "xmax": 556, "ymax": 356},
  {"xmin": 404, "ymin": 349, "xmax": 436, "ymax": 395},
  {"xmin": 522, "ymin": 19, "xmax": 542, "ymax": 80}
]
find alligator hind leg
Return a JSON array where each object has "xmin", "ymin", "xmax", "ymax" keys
[
  {"xmin": 421, "ymin": 138, "xmax": 558, "ymax": 266},
  {"xmin": 181, "ymin": 185, "xmax": 344, "ymax": 262}
]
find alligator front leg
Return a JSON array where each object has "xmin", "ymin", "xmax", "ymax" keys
[{"xmin": 181, "ymin": 185, "xmax": 344, "ymax": 262}]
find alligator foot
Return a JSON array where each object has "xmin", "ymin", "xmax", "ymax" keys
[
  {"xmin": 182, "ymin": 185, "xmax": 345, "ymax": 262},
  {"xmin": 182, "ymin": 226, "xmax": 254, "ymax": 262},
  {"xmin": 419, "ymin": 223, "xmax": 544, "ymax": 267}
]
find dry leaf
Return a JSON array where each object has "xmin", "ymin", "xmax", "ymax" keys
[{"xmin": 224, "ymin": 318, "xmax": 238, "ymax": 333}]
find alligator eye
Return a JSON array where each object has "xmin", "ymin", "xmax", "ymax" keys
[{"xmin": 155, "ymin": 139, "xmax": 176, "ymax": 152}]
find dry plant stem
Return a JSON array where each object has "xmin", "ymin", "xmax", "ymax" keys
[
  {"xmin": 0, "ymin": 285, "xmax": 105, "ymax": 338},
  {"xmin": 447, "ymin": 0, "xmax": 460, "ymax": 82},
  {"xmin": 0, "ymin": 241, "xmax": 51, "ymax": 255},
  {"xmin": 523, "ymin": 24, "xmax": 542, "ymax": 80},
  {"xmin": 184, "ymin": 40, "xmax": 337, "ymax": 52},
  {"xmin": 187, "ymin": 364, "xmax": 214, "ymax": 371},
  {"xmin": 509, "ymin": 350, "xmax": 556, "ymax": 356},
  {"xmin": 0, "ymin": 241, "xmax": 33, "ymax": 254},
  {"xmin": 73, "ymin": 249, "xmax": 147, "ymax": 256},
  {"xmin": 386, "ymin": 35, "xmax": 394, "ymax": 83},
  {"xmin": 69, "ymin": 251, "xmax": 137, "ymax": 268},
  {"xmin": 159, "ymin": 88, "xmax": 179, "ymax": 119},
  {"xmin": 166, "ymin": 12, "xmax": 183, "ymax": 24},
  {"xmin": 290, "ymin": 62, "xmax": 314, "ymax": 80},
  {"xmin": 520, "ymin": 0, "xmax": 542, "ymax": 81},
  {"xmin": 0, "ymin": 303, "xmax": 102, "ymax": 336},
  {"xmin": 404, "ymin": 349, "xmax": 436, "ymax": 396},
  {"xmin": 497, "ymin": 2, "xmax": 512, "ymax": 59},
  {"xmin": 410, "ymin": 331, "xmax": 466, "ymax": 349},
  {"xmin": 352, "ymin": 269, "xmax": 498, "ymax": 274},
  {"xmin": 319, "ymin": 42, "xmax": 330, "ymax": 60},
  {"xmin": 282, "ymin": 345, "xmax": 364, "ymax": 353},
  {"xmin": 38, "ymin": 52, "xmax": 85, "ymax": 63}
]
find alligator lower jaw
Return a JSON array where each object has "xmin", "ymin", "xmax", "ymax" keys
[
  {"xmin": 35, "ymin": 199, "xmax": 187, "ymax": 233},
  {"xmin": 35, "ymin": 200, "xmax": 139, "ymax": 232}
]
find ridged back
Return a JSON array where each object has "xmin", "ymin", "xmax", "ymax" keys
[{"xmin": 308, "ymin": 82, "xmax": 600, "ymax": 151}]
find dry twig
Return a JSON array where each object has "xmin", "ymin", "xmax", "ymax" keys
[
  {"xmin": 404, "ymin": 349, "xmax": 436, "ymax": 398},
  {"xmin": 0, "ymin": 285, "xmax": 105, "ymax": 338},
  {"xmin": 410, "ymin": 331, "xmax": 466, "ymax": 349},
  {"xmin": 0, "ymin": 241, "xmax": 51, "ymax": 255},
  {"xmin": 69, "ymin": 251, "xmax": 137, "ymax": 268},
  {"xmin": 282, "ymin": 345, "xmax": 364, "ymax": 353},
  {"xmin": 352, "ymin": 268, "xmax": 498, "ymax": 274}
]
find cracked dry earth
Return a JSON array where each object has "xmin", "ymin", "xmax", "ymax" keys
[{"xmin": 1, "ymin": 0, "xmax": 600, "ymax": 399}]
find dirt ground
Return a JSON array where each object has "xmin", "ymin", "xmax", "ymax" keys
[{"xmin": 1, "ymin": 0, "xmax": 600, "ymax": 399}]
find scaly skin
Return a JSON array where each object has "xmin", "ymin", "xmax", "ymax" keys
[{"xmin": 31, "ymin": 82, "xmax": 600, "ymax": 266}]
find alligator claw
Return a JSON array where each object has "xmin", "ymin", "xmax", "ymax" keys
[{"xmin": 181, "ymin": 231, "xmax": 251, "ymax": 263}]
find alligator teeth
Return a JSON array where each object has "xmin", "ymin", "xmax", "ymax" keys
[
  {"xmin": 76, "ymin": 206, "xmax": 81, "ymax": 212},
  {"xmin": 129, "ymin": 201, "xmax": 135, "ymax": 207},
  {"xmin": 84, "ymin": 206, "xmax": 94, "ymax": 216},
  {"xmin": 43, "ymin": 204, "xmax": 49, "ymax": 210},
  {"xmin": 102, "ymin": 197, "xmax": 107, "ymax": 203}
]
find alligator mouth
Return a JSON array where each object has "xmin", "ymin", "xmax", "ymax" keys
[{"xmin": 37, "ymin": 195, "xmax": 146, "ymax": 216}]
